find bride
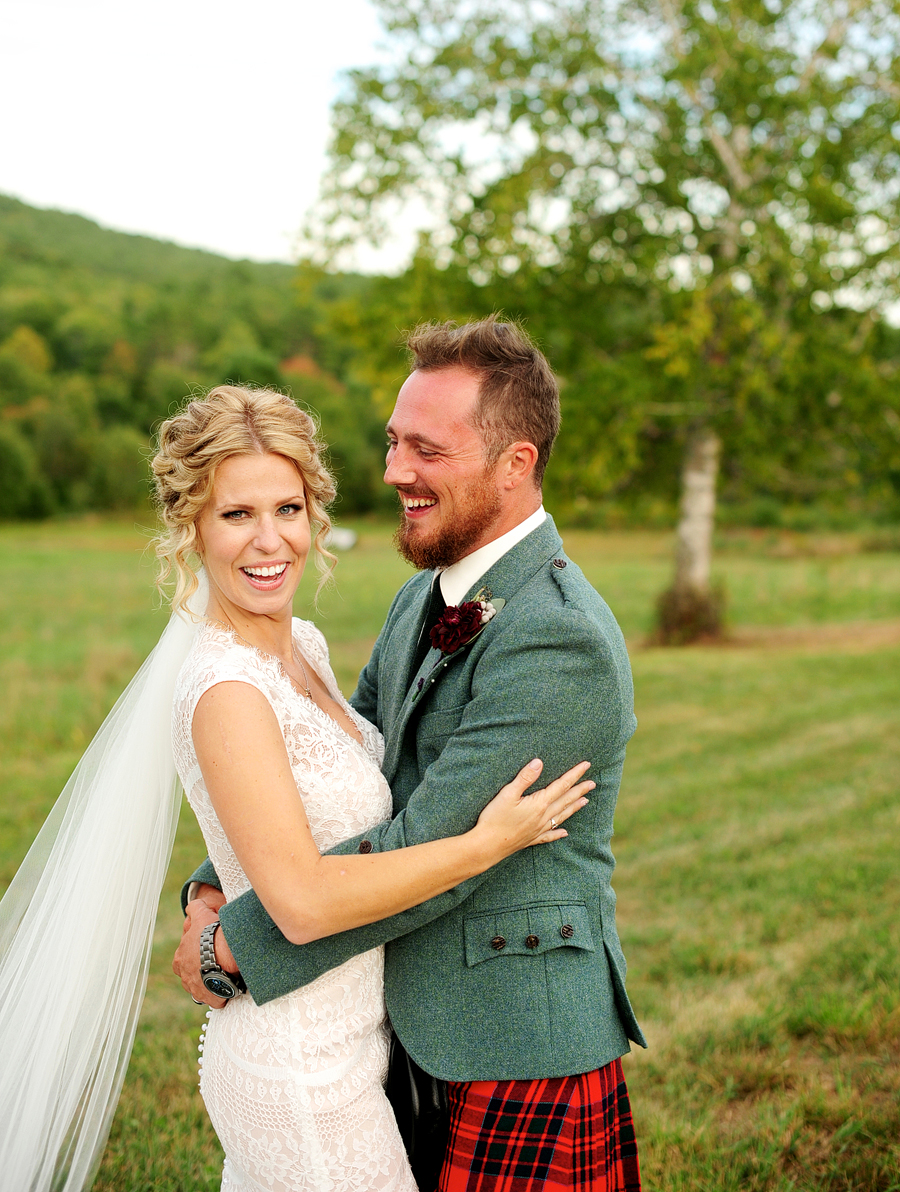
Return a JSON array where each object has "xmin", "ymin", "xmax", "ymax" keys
[{"xmin": 0, "ymin": 384, "xmax": 591, "ymax": 1192}]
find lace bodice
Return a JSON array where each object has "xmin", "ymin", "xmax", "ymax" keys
[
  {"xmin": 171, "ymin": 620, "xmax": 414, "ymax": 1192},
  {"xmin": 173, "ymin": 618, "xmax": 389, "ymax": 895}
]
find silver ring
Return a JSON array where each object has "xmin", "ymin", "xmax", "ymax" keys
[{"xmin": 191, "ymin": 995, "xmax": 205, "ymax": 1005}]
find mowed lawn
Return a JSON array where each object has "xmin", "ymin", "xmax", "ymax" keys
[{"xmin": 0, "ymin": 518, "xmax": 897, "ymax": 1191}]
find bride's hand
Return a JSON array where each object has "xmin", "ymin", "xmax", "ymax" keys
[{"xmin": 474, "ymin": 759, "xmax": 594, "ymax": 860}]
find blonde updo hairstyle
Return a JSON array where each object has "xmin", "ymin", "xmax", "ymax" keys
[{"xmin": 152, "ymin": 385, "xmax": 337, "ymax": 612}]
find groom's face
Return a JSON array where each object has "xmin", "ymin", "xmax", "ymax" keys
[{"xmin": 385, "ymin": 365, "xmax": 504, "ymax": 570}]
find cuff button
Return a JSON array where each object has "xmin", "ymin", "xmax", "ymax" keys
[
  {"xmin": 525, "ymin": 934, "xmax": 540, "ymax": 949},
  {"xmin": 358, "ymin": 840, "xmax": 373, "ymax": 854}
]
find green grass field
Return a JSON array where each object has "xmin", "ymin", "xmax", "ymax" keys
[{"xmin": 1, "ymin": 518, "xmax": 897, "ymax": 1191}]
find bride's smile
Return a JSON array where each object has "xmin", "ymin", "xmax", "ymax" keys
[{"xmin": 196, "ymin": 452, "xmax": 311, "ymax": 622}]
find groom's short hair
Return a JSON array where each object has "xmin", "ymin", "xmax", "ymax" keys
[{"xmin": 405, "ymin": 315, "xmax": 560, "ymax": 487}]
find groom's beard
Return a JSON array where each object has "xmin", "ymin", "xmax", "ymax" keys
[{"xmin": 393, "ymin": 471, "xmax": 503, "ymax": 571}]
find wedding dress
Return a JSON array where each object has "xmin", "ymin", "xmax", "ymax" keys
[{"xmin": 172, "ymin": 619, "xmax": 417, "ymax": 1192}]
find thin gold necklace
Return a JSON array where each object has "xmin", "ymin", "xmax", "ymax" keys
[{"xmin": 205, "ymin": 618, "xmax": 313, "ymax": 700}]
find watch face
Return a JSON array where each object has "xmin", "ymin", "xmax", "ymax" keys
[{"xmin": 202, "ymin": 973, "xmax": 237, "ymax": 999}]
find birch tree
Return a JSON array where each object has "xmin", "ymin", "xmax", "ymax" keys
[{"xmin": 311, "ymin": 0, "xmax": 900, "ymax": 638}]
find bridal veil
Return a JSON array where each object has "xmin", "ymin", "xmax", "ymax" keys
[{"xmin": 0, "ymin": 574, "xmax": 207, "ymax": 1191}]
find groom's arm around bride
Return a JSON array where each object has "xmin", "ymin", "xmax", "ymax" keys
[{"xmin": 177, "ymin": 316, "xmax": 646, "ymax": 1186}]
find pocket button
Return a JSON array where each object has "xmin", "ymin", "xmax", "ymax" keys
[
  {"xmin": 560, "ymin": 924, "xmax": 575, "ymax": 939},
  {"xmin": 490, "ymin": 935, "xmax": 507, "ymax": 951},
  {"xmin": 525, "ymin": 934, "xmax": 540, "ymax": 949}
]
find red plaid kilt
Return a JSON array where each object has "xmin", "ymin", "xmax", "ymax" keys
[{"xmin": 438, "ymin": 1059, "xmax": 640, "ymax": 1192}]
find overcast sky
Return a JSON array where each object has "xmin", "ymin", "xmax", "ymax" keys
[{"xmin": 1, "ymin": 0, "xmax": 402, "ymax": 266}]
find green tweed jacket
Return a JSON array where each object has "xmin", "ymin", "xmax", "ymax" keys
[{"xmin": 187, "ymin": 516, "xmax": 647, "ymax": 1080}]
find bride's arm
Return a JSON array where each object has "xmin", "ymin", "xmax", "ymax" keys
[{"xmin": 192, "ymin": 681, "xmax": 591, "ymax": 947}]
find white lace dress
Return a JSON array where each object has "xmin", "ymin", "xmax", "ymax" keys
[{"xmin": 172, "ymin": 619, "xmax": 417, "ymax": 1192}]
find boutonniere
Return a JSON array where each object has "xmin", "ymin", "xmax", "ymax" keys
[
  {"xmin": 430, "ymin": 588, "xmax": 503, "ymax": 656},
  {"xmin": 415, "ymin": 588, "xmax": 505, "ymax": 699}
]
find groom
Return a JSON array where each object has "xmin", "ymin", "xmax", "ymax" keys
[{"xmin": 177, "ymin": 316, "xmax": 646, "ymax": 1189}]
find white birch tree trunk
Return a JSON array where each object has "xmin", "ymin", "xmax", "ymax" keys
[{"xmin": 674, "ymin": 425, "xmax": 721, "ymax": 595}]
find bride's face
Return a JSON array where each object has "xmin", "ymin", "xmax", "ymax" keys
[{"xmin": 197, "ymin": 452, "xmax": 311, "ymax": 621}]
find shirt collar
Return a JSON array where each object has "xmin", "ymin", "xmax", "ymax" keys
[{"xmin": 438, "ymin": 506, "xmax": 547, "ymax": 607}]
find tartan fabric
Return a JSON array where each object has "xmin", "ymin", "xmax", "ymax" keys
[{"xmin": 438, "ymin": 1059, "xmax": 641, "ymax": 1192}]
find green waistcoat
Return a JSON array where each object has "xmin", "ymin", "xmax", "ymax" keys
[{"xmin": 192, "ymin": 516, "xmax": 647, "ymax": 1080}]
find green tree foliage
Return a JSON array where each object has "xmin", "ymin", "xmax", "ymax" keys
[
  {"xmin": 90, "ymin": 426, "xmax": 153, "ymax": 510},
  {"xmin": 0, "ymin": 196, "xmax": 389, "ymax": 519},
  {"xmin": 0, "ymin": 424, "xmax": 50, "ymax": 518},
  {"xmin": 311, "ymin": 0, "xmax": 900, "ymax": 632},
  {"xmin": 0, "ymin": 324, "xmax": 54, "ymax": 406}
]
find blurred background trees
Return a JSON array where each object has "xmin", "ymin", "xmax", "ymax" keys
[
  {"xmin": 1, "ymin": 0, "xmax": 899, "ymax": 642},
  {"xmin": 308, "ymin": 0, "xmax": 900, "ymax": 638},
  {"xmin": 0, "ymin": 195, "xmax": 392, "ymax": 522}
]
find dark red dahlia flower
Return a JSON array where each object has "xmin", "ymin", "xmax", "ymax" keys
[{"xmin": 429, "ymin": 601, "xmax": 484, "ymax": 655}]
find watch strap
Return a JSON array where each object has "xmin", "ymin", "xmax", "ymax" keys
[
  {"xmin": 199, "ymin": 920, "xmax": 220, "ymax": 973},
  {"xmin": 200, "ymin": 920, "xmax": 246, "ymax": 992}
]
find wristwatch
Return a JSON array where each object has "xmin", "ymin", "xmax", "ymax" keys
[{"xmin": 200, "ymin": 921, "xmax": 246, "ymax": 1000}]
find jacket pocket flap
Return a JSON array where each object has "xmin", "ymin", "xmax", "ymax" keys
[{"xmin": 464, "ymin": 901, "xmax": 595, "ymax": 968}]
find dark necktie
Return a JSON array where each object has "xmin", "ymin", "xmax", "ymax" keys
[{"xmin": 410, "ymin": 576, "xmax": 446, "ymax": 678}]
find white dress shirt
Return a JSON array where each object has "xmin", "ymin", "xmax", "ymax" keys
[{"xmin": 438, "ymin": 506, "xmax": 547, "ymax": 607}]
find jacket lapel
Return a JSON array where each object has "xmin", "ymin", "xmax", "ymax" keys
[
  {"xmin": 381, "ymin": 636, "xmax": 467, "ymax": 783},
  {"xmin": 380, "ymin": 517, "xmax": 565, "ymax": 784},
  {"xmin": 377, "ymin": 573, "xmax": 436, "ymax": 776}
]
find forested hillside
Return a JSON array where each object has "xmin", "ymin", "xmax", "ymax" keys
[
  {"xmin": 2, "ymin": 190, "xmax": 898, "ymax": 532},
  {"xmin": 0, "ymin": 195, "xmax": 389, "ymax": 518}
]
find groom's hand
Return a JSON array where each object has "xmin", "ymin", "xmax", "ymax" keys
[
  {"xmin": 187, "ymin": 882, "xmax": 227, "ymax": 917},
  {"xmin": 173, "ymin": 888, "xmax": 234, "ymax": 1009}
]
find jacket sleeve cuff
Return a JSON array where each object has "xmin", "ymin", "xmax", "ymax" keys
[{"xmin": 180, "ymin": 856, "xmax": 221, "ymax": 914}]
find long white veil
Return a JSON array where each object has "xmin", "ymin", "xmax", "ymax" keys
[{"xmin": 0, "ymin": 573, "xmax": 207, "ymax": 1191}]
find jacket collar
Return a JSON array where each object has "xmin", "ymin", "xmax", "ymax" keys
[
  {"xmin": 438, "ymin": 506, "xmax": 547, "ymax": 606},
  {"xmin": 456, "ymin": 514, "xmax": 562, "ymax": 608}
]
